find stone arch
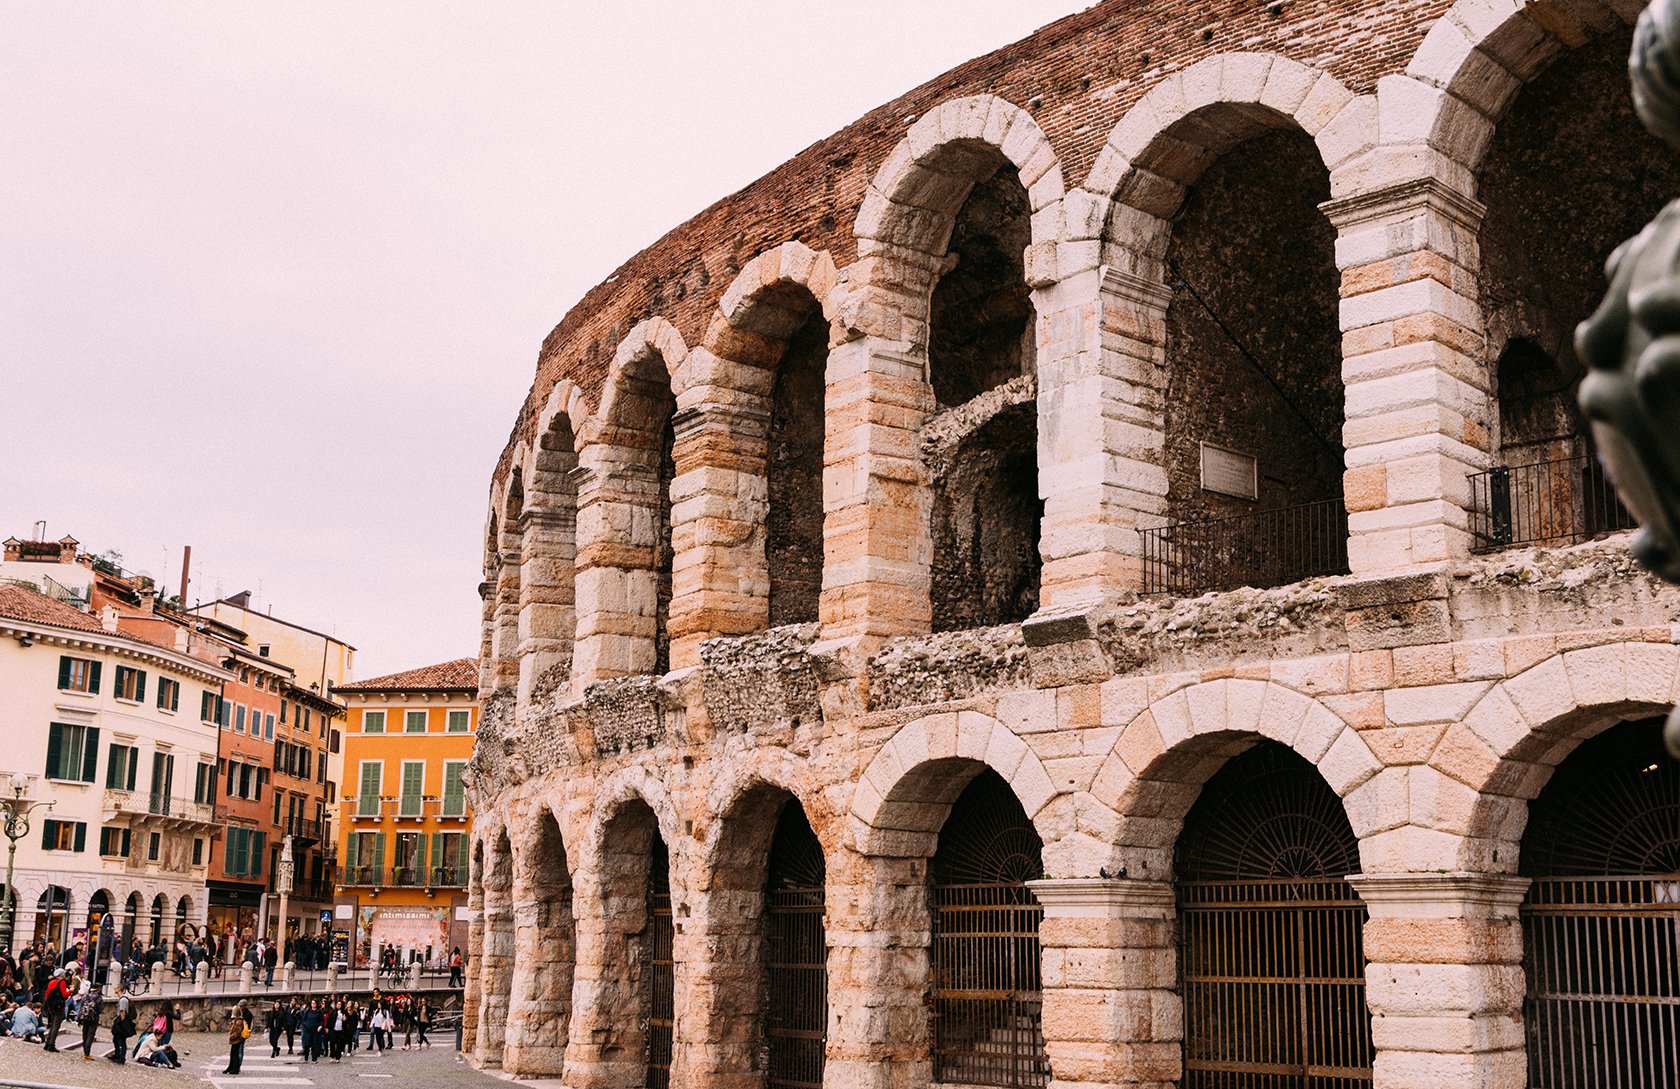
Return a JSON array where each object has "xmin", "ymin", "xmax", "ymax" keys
[
  {"xmin": 1434, "ymin": 641, "xmax": 1680, "ymax": 872},
  {"xmin": 663, "ymin": 244, "xmax": 841, "ymax": 661},
  {"xmin": 1090, "ymin": 678, "xmax": 1382, "ymax": 879},
  {"xmin": 1082, "ymin": 53, "xmax": 1367, "ymax": 274},
  {"xmin": 848, "ymin": 710, "xmax": 1061, "ymax": 859},
  {"xmin": 517, "ymin": 380, "xmax": 592, "ymax": 700},
  {"xmin": 574, "ymin": 320, "xmax": 689, "ymax": 685},
  {"xmin": 700, "ymin": 746, "xmax": 843, "ymax": 868},
  {"xmin": 487, "ymin": 458, "xmax": 527, "ymax": 691}
]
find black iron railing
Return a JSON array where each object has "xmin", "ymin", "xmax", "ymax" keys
[
  {"xmin": 341, "ymin": 865, "xmax": 468, "ymax": 889},
  {"xmin": 1141, "ymin": 499, "xmax": 1349, "ymax": 596},
  {"xmin": 1469, "ymin": 454, "xmax": 1635, "ymax": 552}
]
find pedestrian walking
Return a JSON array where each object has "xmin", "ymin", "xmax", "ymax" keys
[
  {"xmin": 77, "ymin": 981, "xmax": 102, "ymax": 1060},
  {"xmin": 447, "ymin": 946, "xmax": 463, "ymax": 988},
  {"xmin": 224, "ymin": 999, "xmax": 253, "ymax": 1074},
  {"xmin": 285, "ymin": 997, "xmax": 300, "ymax": 1054},
  {"xmin": 267, "ymin": 1000, "xmax": 285, "ymax": 1058},
  {"xmin": 40, "ymin": 967, "xmax": 68, "ymax": 1052},
  {"xmin": 109, "ymin": 987, "xmax": 134, "ymax": 1064},
  {"xmin": 415, "ymin": 998, "xmax": 431, "ymax": 1049}
]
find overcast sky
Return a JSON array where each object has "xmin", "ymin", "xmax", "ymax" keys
[{"xmin": 1, "ymin": 2, "xmax": 1089, "ymax": 678}]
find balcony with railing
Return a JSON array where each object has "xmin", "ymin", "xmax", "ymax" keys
[
  {"xmin": 1468, "ymin": 453, "xmax": 1635, "ymax": 552},
  {"xmin": 103, "ymin": 789, "xmax": 219, "ymax": 828},
  {"xmin": 279, "ymin": 816, "xmax": 322, "ymax": 844},
  {"xmin": 1141, "ymin": 498, "xmax": 1350, "ymax": 597},
  {"xmin": 339, "ymin": 864, "xmax": 467, "ymax": 890},
  {"xmin": 352, "ymin": 795, "xmax": 468, "ymax": 823}
]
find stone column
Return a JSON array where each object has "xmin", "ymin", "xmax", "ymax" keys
[
  {"xmin": 502, "ymin": 866, "xmax": 571, "ymax": 1077},
  {"xmin": 492, "ymin": 540, "xmax": 523, "ymax": 691},
  {"xmin": 474, "ymin": 893, "xmax": 515, "ymax": 1066},
  {"xmin": 561, "ymin": 869, "xmax": 645, "ymax": 1089},
  {"xmin": 518, "ymin": 504, "xmax": 578, "ymax": 704},
  {"xmin": 461, "ymin": 871, "xmax": 485, "ymax": 1055},
  {"xmin": 668, "ymin": 872, "xmax": 762, "ymax": 1089},
  {"xmin": 1035, "ymin": 267, "xmax": 1172, "ymax": 605},
  {"xmin": 1027, "ymin": 878, "xmax": 1180, "ymax": 1089},
  {"xmin": 572, "ymin": 460, "xmax": 664, "ymax": 691},
  {"xmin": 1348, "ymin": 872, "xmax": 1529, "ymax": 1089},
  {"xmin": 1323, "ymin": 178, "xmax": 1493, "ymax": 573},
  {"xmin": 819, "ymin": 334, "xmax": 936, "ymax": 643},
  {"xmin": 666, "ymin": 401, "xmax": 771, "ymax": 669},
  {"xmin": 822, "ymin": 852, "xmax": 932, "ymax": 1089}
]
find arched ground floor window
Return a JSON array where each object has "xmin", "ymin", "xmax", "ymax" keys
[
  {"xmin": 1521, "ymin": 717, "xmax": 1679, "ymax": 1089},
  {"xmin": 764, "ymin": 803, "xmax": 826, "ymax": 1089},
  {"xmin": 1176, "ymin": 742, "xmax": 1371, "ymax": 1088},
  {"xmin": 646, "ymin": 835, "xmax": 673, "ymax": 1089}
]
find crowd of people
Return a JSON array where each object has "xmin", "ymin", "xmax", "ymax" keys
[{"xmin": 258, "ymin": 991, "xmax": 438, "ymax": 1063}]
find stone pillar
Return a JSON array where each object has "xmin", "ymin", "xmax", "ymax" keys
[
  {"xmin": 474, "ymin": 894, "xmax": 515, "ymax": 1066},
  {"xmin": 492, "ymin": 541, "xmax": 523, "ymax": 691},
  {"xmin": 1035, "ymin": 267, "xmax": 1171, "ymax": 606},
  {"xmin": 572, "ymin": 461, "xmax": 664, "ymax": 691},
  {"xmin": 239, "ymin": 962, "xmax": 254, "ymax": 994},
  {"xmin": 461, "ymin": 912, "xmax": 484, "ymax": 1055},
  {"xmin": 1323, "ymin": 178, "xmax": 1493, "ymax": 573},
  {"xmin": 326, "ymin": 963, "xmax": 341, "ymax": 993},
  {"xmin": 561, "ymin": 871, "xmax": 644, "ymax": 1089},
  {"xmin": 518, "ymin": 504, "xmax": 578, "ymax": 704},
  {"xmin": 668, "ymin": 872, "xmax": 762, "ymax": 1089},
  {"xmin": 822, "ymin": 852, "xmax": 931, "ymax": 1089},
  {"xmin": 666, "ymin": 401, "xmax": 771, "ymax": 669},
  {"xmin": 194, "ymin": 960, "xmax": 208, "ymax": 994},
  {"xmin": 1348, "ymin": 872, "xmax": 1529, "ymax": 1089},
  {"xmin": 502, "ymin": 868, "xmax": 571, "ymax": 1077},
  {"xmin": 819, "ymin": 335, "xmax": 936, "ymax": 642},
  {"xmin": 1027, "ymin": 878, "xmax": 1180, "ymax": 1089}
]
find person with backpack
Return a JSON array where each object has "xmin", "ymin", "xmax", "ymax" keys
[
  {"xmin": 108, "ymin": 985, "xmax": 134, "ymax": 1064},
  {"xmin": 447, "ymin": 946, "xmax": 463, "ymax": 988},
  {"xmin": 40, "ymin": 968, "xmax": 68, "ymax": 1052},
  {"xmin": 76, "ymin": 980, "xmax": 103, "ymax": 1060},
  {"xmin": 224, "ymin": 999, "xmax": 253, "ymax": 1074}
]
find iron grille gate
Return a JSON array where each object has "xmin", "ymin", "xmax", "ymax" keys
[
  {"xmin": 1180, "ymin": 879, "xmax": 1372, "ymax": 1088},
  {"xmin": 931, "ymin": 770, "xmax": 1049, "ymax": 1088},
  {"xmin": 1176, "ymin": 743, "xmax": 1373, "ymax": 1089},
  {"xmin": 1522, "ymin": 877, "xmax": 1680, "ymax": 1089},
  {"xmin": 765, "ymin": 804, "xmax": 826, "ymax": 1089},
  {"xmin": 646, "ymin": 840, "xmax": 674, "ymax": 1089}
]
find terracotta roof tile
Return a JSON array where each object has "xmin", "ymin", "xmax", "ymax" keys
[
  {"xmin": 0, "ymin": 582, "xmax": 106, "ymax": 633},
  {"xmin": 336, "ymin": 657, "xmax": 478, "ymax": 694}
]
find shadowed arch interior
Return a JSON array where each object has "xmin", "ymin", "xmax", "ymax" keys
[
  {"xmin": 760, "ymin": 289, "xmax": 828, "ymax": 628},
  {"xmin": 588, "ymin": 798, "xmax": 672, "ymax": 1089},
  {"xmin": 522, "ymin": 411, "xmax": 581, "ymax": 690}
]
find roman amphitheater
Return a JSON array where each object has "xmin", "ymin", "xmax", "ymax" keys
[{"xmin": 463, "ymin": 1, "xmax": 1680, "ymax": 1086}]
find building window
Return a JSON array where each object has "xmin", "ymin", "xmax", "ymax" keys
[
  {"xmin": 330, "ymin": 729, "xmax": 341, "ymax": 754},
  {"xmin": 442, "ymin": 761, "xmax": 466, "ymax": 817},
  {"xmin": 147, "ymin": 831, "xmax": 161, "ymax": 861},
  {"xmin": 113, "ymin": 666, "xmax": 147, "ymax": 703},
  {"xmin": 224, "ymin": 827, "xmax": 266, "ymax": 877},
  {"xmin": 41, "ymin": 819, "xmax": 84, "ymax": 852},
  {"xmin": 106, "ymin": 743, "xmax": 138, "ymax": 791},
  {"xmin": 348, "ymin": 830, "xmax": 384, "ymax": 883},
  {"xmin": 201, "ymin": 691, "xmax": 218, "ymax": 722},
  {"xmin": 272, "ymin": 789, "xmax": 282, "ymax": 825},
  {"xmin": 98, "ymin": 827, "xmax": 131, "ymax": 858},
  {"xmin": 357, "ymin": 761, "xmax": 382, "ymax": 818},
  {"xmin": 405, "ymin": 710, "xmax": 428, "ymax": 734},
  {"xmin": 431, "ymin": 831, "xmax": 466, "ymax": 883},
  {"xmin": 156, "ymin": 676, "xmax": 180, "ymax": 712},
  {"xmin": 194, "ymin": 762, "xmax": 217, "ymax": 804},
  {"xmin": 364, "ymin": 710, "xmax": 385, "ymax": 734},
  {"xmin": 235, "ymin": 705, "xmax": 246, "ymax": 734},
  {"xmin": 280, "ymin": 700, "xmax": 289, "ymax": 724},
  {"xmin": 446, "ymin": 709, "xmax": 470, "ymax": 733},
  {"xmin": 238, "ymin": 764, "xmax": 253, "ymax": 799},
  {"xmin": 255, "ymin": 767, "xmax": 267, "ymax": 801},
  {"xmin": 150, "ymin": 751, "xmax": 175, "ymax": 803},
  {"xmin": 399, "ymin": 760, "xmax": 424, "ymax": 818},
  {"xmin": 265, "ymin": 712, "xmax": 275, "ymax": 740},
  {"xmin": 218, "ymin": 698, "xmax": 231, "ymax": 729},
  {"xmin": 57, "ymin": 655, "xmax": 100, "ymax": 694},
  {"xmin": 45, "ymin": 722, "xmax": 98, "ymax": 783},
  {"xmin": 258, "ymin": 644, "xmax": 270, "ymax": 657},
  {"xmin": 192, "ymin": 838, "xmax": 203, "ymax": 865}
]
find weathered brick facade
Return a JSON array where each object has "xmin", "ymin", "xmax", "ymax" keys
[{"xmin": 467, "ymin": 1, "xmax": 1680, "ymax": 1087}]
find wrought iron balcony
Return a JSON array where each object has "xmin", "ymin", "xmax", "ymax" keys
[
  {"xmin": 279, "ymin": 816, "xmax": 322, "ymax": 844},
  {"xmin": 103, "ymin": 789, "xmax": 219, "ymax": 828},
  {"xmin": 1141, "ymin": 498, "xmax": 1350, "ymax": 597},
  {"xmin": 1468, "ymin": 453, "xmax": 1635, "ymax": 552},
  {"xmin": 339, "ymin": 864, "xmax": 467, "ymax": 890}
]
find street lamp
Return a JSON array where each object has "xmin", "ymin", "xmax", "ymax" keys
[{"xmin": 0, "ymin": 772, "xmax": 53, "ymax": 951}]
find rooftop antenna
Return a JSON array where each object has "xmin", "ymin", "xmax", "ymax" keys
[{"xmin": 33, "ymin": 520, "xmax": 45, "ymax": 542}]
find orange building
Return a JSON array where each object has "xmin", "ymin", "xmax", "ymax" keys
[
  {"xmin": 205, "ymin": 646, "xmax": 290, "ymax": 947},
  {"xmin": 332, "ymin": 658, "xmax": 475, "ymax": 967}
]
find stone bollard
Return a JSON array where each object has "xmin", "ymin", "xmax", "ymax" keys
[
  {"xmin": 240, "ymin": 962, "xmax": 254, "ymax": 994},
  {"xmin": 283, "ymin": 961, "xmax": 296, "ymax": 990},
  {"xmin": 194, "ymin": 960, "xmax": 209, "ymax": 994},
  {"xmin": 150, "ymin": 961, "xmax": 166, "ymax": 990},
  {"xmin": 407, "ymin": 961, "xmax": 422, "ymax": 989},
  {"xmin": 327, "ymin": 963, "xmax": 340, "ymax": 993}
]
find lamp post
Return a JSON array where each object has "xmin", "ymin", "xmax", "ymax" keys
[{"xmin": 0, "ymin": 773, "xmax": 53, "ymax": 951}]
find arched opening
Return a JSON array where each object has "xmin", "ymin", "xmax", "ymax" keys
[
  {"xmin": 493, "ymin": 471, "xmax": 525, "ymax": 690},
  {"xmin": 149, "ymin": 893, "xmax": 165, "ymax": 946},
  {"xmin": 587, "ymin": 798, "xmax": 674, "ymax": 1089},
  {"xmin": 505, "ymin": 813, "xmax": 574, "ymax": 1077},
  {"xmin": 927, "ymin": 159, "xmax": 1042, "ymax": 631},
  {"xmin": 764, "ymin": 802, "xmax": 826, "ymax": 1089},
  {"xmin": 122, "ymin": 891, "xmax": 141, "ymax": 952},
  {"xmin": 765, "ymin": 296, "xmax": 829, "ymax": 628},
  {"xmin": 1149, "ymin": 123, "xmax": 1345, "ymax": 595},
  {"xmin": 477, "ymin": 830, "xmax": 515, "ymax": 1066},
  {"xmin": 1470, "ymin": 30, "xmax": 1671, "ymax": 550},
  {"xmin": 86, "ymin": 888, "xmax": 110, "ymax": 935},
  {"xmin": 1175, "ymin": 742, "xmax": 1370, "ymax": 1088},
  {"xmin": 175, "ymin": 896, "xmax": 191, "ymax": 940},
  {"xmin": 37, "ymin": 885, "xmax": 71, "ymax": 947},
  {"xmin": 1519, "ymin": 716, "xmax": 1679, "ymax": 1088},
  {"xmin": 929, "ymin": 769, "xmax": 1046, "ymax": 1088},
  {"xmin": 522, "ymin": 411, "xmax": 581, "ymax": 693}
]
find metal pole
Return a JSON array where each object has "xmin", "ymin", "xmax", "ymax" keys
[{"xmin": 0, "ymin": 828, "xmax": 18, "ymax": 950}]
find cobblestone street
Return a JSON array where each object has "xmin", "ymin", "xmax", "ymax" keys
[{"xmin": 0, "ymin": 1030, "xmax": 503, "ymax": 1089}]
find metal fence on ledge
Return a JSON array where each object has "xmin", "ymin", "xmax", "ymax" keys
[
  {"xmin": 1468, "ymin": 454, "xmax": 1636, "ymax": 552},
  {"xmin": 1141, "ymin": 498, "xmax": 1350, "ymax": 597}
]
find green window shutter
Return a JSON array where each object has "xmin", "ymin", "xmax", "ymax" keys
[
  {"xmin": 135, "ymin": 670, "xmax": 146, "ymax": 703},
  {"xmin": 128, "ymin": 753, "xmax": 137, "ymax": 791},
  {"xmin": 414, "ymin": 833, "xmax": 427, "ymax": 878},
  {"xmin": 121, "ymin": 828, "xmax": 131, "ymax": 857},
  {"xmin": 45, "ymin": 723, "xmax": 62, "ymax": 778},
  {"xmin": 40, "ymin": 820, "xmax": 52, "ymax": 849},
  {"xmin": 88, "ymin": 661, "xmax": 101, "ymax": 694},
  {"xmin": 82, "ymin": 727, "xmax": 99, "ymax": 782},
  {"xmin": 444, "ymin": 763, "xmax": 464, "ymax": 816},
  {"xmin": 73, "ymin": 822, "xmax": 86, "ymax": 852},
  {"xmin": 106, "ymin": 745, "xmax": 120, "ymax": 789},
  {"xmin": 252, "ymin": 831, "xmax": 265, "ymax": 878},
  {"xmin": 345, "ymin": 833, "xmax": 359, "ymax": 871},
  {"xmin": 430, "ymin": 833, "xmax": 444, "ymax": 880},
  {"xmin": 57, "ymin": 656, "xmax": 71, "ymax": 688},
  {"xmin": 372, "ymin": 832, "xmax": 386, "ymax": 871},
  {"xmin": 400, "ymin": 763, "xmax": 422, "ymax": 816}
]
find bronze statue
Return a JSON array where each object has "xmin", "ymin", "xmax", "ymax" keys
[{"xmin": 1578, "ymin": 0, "xmax": 1680, "ymax": 753}]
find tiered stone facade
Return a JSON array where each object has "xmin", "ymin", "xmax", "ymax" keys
[{"xmin": 466, "ymin": 2, "xmax": 1680, "ymax": 1087}]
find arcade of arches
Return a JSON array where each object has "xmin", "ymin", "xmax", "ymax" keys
[{"xmin": 468, "ymin": 3, "xmax": 1680, "ymax": 1088}]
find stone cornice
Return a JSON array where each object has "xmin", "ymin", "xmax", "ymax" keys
[
  {"xmin": 1098, "ymin": 266, "xmax": 1174, "ymax": 312},
  {"xmin": 1026, "ymin": 877, "xmax": 1175, "ymax": 917},
  {"xmin": 1347, "ymin": 872, "xmax": 1531, "ymax": 917},
  {"xmin": 0, "ymin": 618, "xmax": 234, "ymax": 686},
  {"xmin": 1319, "ymin": 176, "xmax": 1487, "ymax": 232}
]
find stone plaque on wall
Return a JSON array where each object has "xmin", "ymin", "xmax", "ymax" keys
[{"xmin": 1200, "ymin": 442, "xmax": 1258, "ymax": 500}]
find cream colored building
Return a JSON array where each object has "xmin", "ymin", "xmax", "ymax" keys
[{"xmin": 0, "ymin": 584, "xmax": 230, "ymax": 955}]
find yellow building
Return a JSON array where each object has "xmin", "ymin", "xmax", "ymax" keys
[{"xmin": 331, "ymin": 658, "xmax": 475, "ymax": 967}]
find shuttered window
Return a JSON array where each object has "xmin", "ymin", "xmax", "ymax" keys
[
  {"xmin": 106, "ymin": 744, "xmax": 138, "ymax": 790},
  {"xmin": 358, "ymin": 761, "xmax": 382, "ymax": 817},
  {"xmin": 446, "ymin": 709, "xmax": 470, "ymax": 733},
  {"xmin": 98, "ymin": 827, "xmax": 131, "ymax": 858},
  {"xmin": 57, "ymin": 656, "xmax": 100, "ymax": 693},
  {"xmin": 41, "ymin": 819, "xmax": 85, "ymax": 852},
  {"xmin": 363, "ymin": 710, "xmax": 385, "ymax": 734},
  {"xmin": 399, "ymin": 761, "xmax": 424, "ymax": 817},
  {"xmin": 114, "ymin": 666, "xmax": 146, "ymax": 702},
  {"xmin": 45, "ymin": 723, "xmax": 98, "ymax": 782},
  {"xmin": 442, "ymin": 761, "xmax": 466, "ymax": 817},
  {"xmin": 156, "ymin": 677, "xmax": 179, "ymax": 712}
]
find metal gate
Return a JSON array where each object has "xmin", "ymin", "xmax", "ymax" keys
[
  {"xmin": 765, "ymin": 803, "xmax": 826, "ymax": 1089},
  {"xmin": 1520, "ymin": 718, "xmax": 1680, "ymax": 1089},
  {"xmin": 1176, "ymin": 743, "xmax": 1372, "ymax": 1089},
  {"xmin": 646, "ymin": 837, "xmax": 674, "ymax": 1089},
  {"xmin": 931, "ymin": 770, "xmax": 1048, "ymax": 1089}
]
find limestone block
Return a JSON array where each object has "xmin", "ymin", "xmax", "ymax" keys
[{"xmin": 1385, "ymin": 680, "xmax": 1491, "ymax": 726}]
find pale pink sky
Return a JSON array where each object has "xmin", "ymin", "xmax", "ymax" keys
[{"xmin": 1, "ymin": 2, "xmax": 1090, "ymax": 677}]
